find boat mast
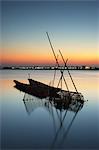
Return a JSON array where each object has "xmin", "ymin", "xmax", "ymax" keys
[
  {"xmin": 52, "ymin": 54, "xmax": 58, "ymax": 87},
  {"xmin": 46, "ymin": 32, "xmax": 69, "ymax": 92},
  {"xmin": 57, "ymin": 58, "xmax": 68, "ymax": 88},
  {"xmin": 59, "ymin": 49, "xmax": 78, "ymax": 93}
]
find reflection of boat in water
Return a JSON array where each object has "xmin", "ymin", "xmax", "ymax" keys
[{"xmin": 14, "ymin": 88, "xmax": 84, "ymax": 148}]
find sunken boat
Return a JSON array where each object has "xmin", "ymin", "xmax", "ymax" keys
[
  {"xmin": 14, "ymin": 32, "xmax": 85, "ymax": 108},
  {"xmin": 14, "ymin": 78, "xmax": 84, "ymax": 104},
  {"xmin": 14, "ymin": 80, "xmax": 84, "ymax": 113},
  {"xmin": 28, "ymin": 78, "xmax": 84, "ymax": 102}
]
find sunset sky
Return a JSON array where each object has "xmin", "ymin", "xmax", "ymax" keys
[{"xmin": 1, "ymin": 0, "xmax": 99, "ymax": 66}]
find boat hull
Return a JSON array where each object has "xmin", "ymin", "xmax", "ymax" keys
[
  {"xmin": 14, "ymin": 80, "xmax": 60, "ymax": 99},
  {"xmin": 14, "ymin": 79, "xmax": 84, "ymax": 104}
]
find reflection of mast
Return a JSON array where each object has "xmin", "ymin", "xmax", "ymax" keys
[
  {"xmin": 50, "ymin": 101, "xmax": 83, "ymax": 148},
  {"xmin": 45, "ymin": 101, "xmax": 57, "ymax": 134},
  {"xmin": 59, "ymin": 103, "xmax": 82, "ymax": 147},
  {"xmin": 50, "ymin": 109, "xmax": 68, "ymax": 148},
  {"xmin": 21, "ymin": 89, "xmax": 84, "ymax": 149}
]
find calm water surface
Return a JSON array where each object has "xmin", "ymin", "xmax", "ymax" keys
[{"xmin": 1, "ymin": 70, "xmax": 99, "ymax": 149}]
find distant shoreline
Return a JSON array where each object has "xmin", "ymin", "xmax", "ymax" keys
[
  {"xmin": 1, "ymin": 66, "xmax": 99, "ymax": 71},
  {"xmin": 1, "ymin": 69, "xmax": 99, "ymax": 71}
]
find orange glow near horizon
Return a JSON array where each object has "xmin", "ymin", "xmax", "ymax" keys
[
  {"xmin": 1, "ymin": 53, "xmax": 55, "ymax": 65},
  {"xmin": 1, "ymin": 46, "xmax": 99, "ymax": 66},
  {"xmin": 1, "ymin": 53, "xmax": 99, "ymax": 66}
]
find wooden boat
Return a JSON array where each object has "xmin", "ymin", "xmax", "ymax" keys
[
  {"xmin": 14, "ymin": 79, "xmax": 84, "ymax": 104},
  {"xmin": 14, "ymin": 79, "xmax": 84, "ymax": 113},
  {"xmin": 29, "ymin": 79, "xmax": 84, "ymax": 101},
  {"xmin": 28, "ymin": 78, "xmax": 60, "ymax": 91},
  {"xmin": 14, "ymin": 80, "xmax": 60, "ymax": 99}
]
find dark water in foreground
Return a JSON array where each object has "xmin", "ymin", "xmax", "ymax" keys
[{"xmin": 1, "ymin": 70, "xmax": 99, "ymax": 149}]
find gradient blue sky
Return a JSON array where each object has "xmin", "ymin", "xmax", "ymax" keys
[{"xmin": 1, "ymin": 0, "xmax": 99, "ymax": 66}]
